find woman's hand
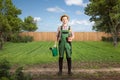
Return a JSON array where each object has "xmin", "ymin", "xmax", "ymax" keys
[{"xmin": 67, "ymin": 37, "xmax": 73, "ymax": 42}]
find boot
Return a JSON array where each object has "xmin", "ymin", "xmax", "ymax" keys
[
  {"xmin": 58, "ymin": 57, "xmax": 63, "ymax": 75},
  {"xmin": 67, "ymin": 58, "xmax": 72, "ymax": 75}
]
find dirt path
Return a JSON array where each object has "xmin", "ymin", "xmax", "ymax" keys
[
  {"xmin": 20, "ymin": 68, "xmax": 120, "ymax": 80},
  {"xmin": 10, "ymin": 66, "xmax": 120, "ymax": 80},
  {"xmin": 11, "ymin": 62, "xmax": 120, "ymax": 74},
  {"xmin": 10, "ymin": 62, "xmax": 120, "ymax": 80},
  {"xmin": 23, "ymin": 68, "xmax": 120, "ymax": 74}
]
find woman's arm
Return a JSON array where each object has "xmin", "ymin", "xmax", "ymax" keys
[
  {"xmin": 68, "ymin": 27, "xmax": 74, "ymax": 42},
  {"xmin": 56, "ymin": 27, "xmax": 60, "ymax": 42}
]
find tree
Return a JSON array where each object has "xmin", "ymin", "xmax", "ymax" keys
[
  {"xmin": 0, "ymin": 0, "xmax": 22, "ymax": 33},
  {"xmin": 23, "ymin": 16, "xmax": 38, "ymax": 32},
  {"xmin": 0, "ymin": 0, "xmax": 23, "ymax": 49},
  {"xmin": 85, "ymin": 0, "xmax": 120, "ymax": 47}
]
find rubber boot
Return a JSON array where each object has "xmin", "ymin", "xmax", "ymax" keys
[
  {"xmin": 67, "ymin": 58, "xmax": 72, "ymax": 75},
  {"xmin": 58, "ymin": 57, "xmax": 63, "ymax": 75}
]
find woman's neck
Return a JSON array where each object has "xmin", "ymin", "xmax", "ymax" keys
[{"xmin": 62, "ymin": 24, "xmax": 68, "ymax": 27}]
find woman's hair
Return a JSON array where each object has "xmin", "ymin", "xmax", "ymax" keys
[{"xmin": 60, "ymin": 14, "xmax": 69, "ymax": 21}]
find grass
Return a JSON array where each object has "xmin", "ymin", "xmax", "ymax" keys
[
  {"xmin": 0, "ymin": 41, "xmax": 57, "ymax": 65},
  {"xmin": 0, "ymin": 41, "xmax": 120, "ymax": 66},
  {"xmin": 72, "ymin": 41, "xmax": 120, "ymax": 62}
]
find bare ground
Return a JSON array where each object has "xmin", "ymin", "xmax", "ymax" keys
[
  {"xmin": 22, "ymin": 68, "xmax": 120, "ymax": 80},
  {"xmin": 10, "ymin": 61, "xmax": 120, "ymax": 80}
]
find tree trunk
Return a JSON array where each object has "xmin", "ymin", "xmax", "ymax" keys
[
  {"xmin": 0, "ymin": 33, "xmax": 4, "ymax": 50},
  {"xmin": 112, "ymin": 35, "xmax": 118, "ymax": 47}
]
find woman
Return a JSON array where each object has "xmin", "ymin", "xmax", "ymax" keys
[{"xmin": 57, "ymin": 14, "xmax": 74, "ymax": 75}]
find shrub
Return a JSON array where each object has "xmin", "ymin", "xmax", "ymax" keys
[
  {"xmin": 0, "ymin": 77, "xmax": 9, "ymax": 80},
  {"xmin": 14, "ymin": 67, "xmax": 32, "ymax": 80},
  {"xmin": 0, "ymin": 59, "xmax": 11, "ymax": 78},
  {"xmin": 21, "ymin": 36, "xmax": 33, "ymax": 43},
  {"xmin": 10, "ymin": 34, "xmax": 33, "ymax": 43},
  {"xmin": 0, "ymin": 59, "xmax": 32, "ymax": 80},
  {"xmin": 102, "ymin": 36, "xmax": 120, "ymax": 42}
]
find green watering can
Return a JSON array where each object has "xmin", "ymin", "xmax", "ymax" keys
[{"xmin": 49, "ymin": 41, "xmax": 58, "ymax": 57}]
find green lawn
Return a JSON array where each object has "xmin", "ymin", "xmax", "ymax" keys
[{"xmin": 0, "ymin": 41, "xmax": 120, "ymax": 66}]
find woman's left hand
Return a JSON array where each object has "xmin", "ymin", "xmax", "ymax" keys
[{"xmin": 68, "ymin": 37, "xmax": 73, "ymax": 42}]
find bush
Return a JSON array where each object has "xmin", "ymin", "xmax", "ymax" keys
[
  {"xmin": 0, "ymin": 77, "xmax": 9, "ymax": 80},
  {"xmin": 10, "ymin": 34, "xmax": 33, "ymax": 43},
  {"xmin": 14, "ymin": 67, "xmax": 32, "ymax": 80},
  {"xmin": 0, "ymin": 59, "xmax": 32, "ymax": 80},
  {"xmin": 0, "ymin": 59, "xmax": 11, "ymax": 78},
  {"xmin": 102, "ymin": 36, "xmax": 120, "ymax": 42},
  {"xmin": 21, "ymin": 36, "xmax": 33, "ymax": 43}
]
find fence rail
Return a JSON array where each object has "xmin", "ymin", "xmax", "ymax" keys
[{"xmin": 20, "ymin": 32, "xmax": 111, "ymax": 41}]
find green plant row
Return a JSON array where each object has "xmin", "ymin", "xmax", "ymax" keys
[{"xmin": 0, "ymin": 41, "xmax": 120, "ymax": 66}]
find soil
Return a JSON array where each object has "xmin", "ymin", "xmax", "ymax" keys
[{"xmin": 10, "ymin": 61, "xmax": 120, "ymax": 80}]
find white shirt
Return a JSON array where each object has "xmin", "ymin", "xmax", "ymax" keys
[{"xmin": 56, "ymin": 26, "xmax": 74, "ymax": 41}]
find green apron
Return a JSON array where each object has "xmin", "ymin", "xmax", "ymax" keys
[{"xmin": 59, "ymin": 29, "xmax": 72, "ymax": 58}]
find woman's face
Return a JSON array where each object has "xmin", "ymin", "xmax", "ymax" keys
[{"xmin": 61, "ymin": 17, "xmax": 68, "ymax": 24}]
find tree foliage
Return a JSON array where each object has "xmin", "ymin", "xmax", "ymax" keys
[
  {"xmin": 0, "ymin": 0, "xmax": 38, "ymax": 49},
  {"xmin": 85, "ymin": 0, "xmax": 120, "ymax": 47},
  {"xmin": 0, "ymin": 0, "xmax": 22, "ymax": 33},
  {"xmin": 23, "ymin": 16, "xmax": 38, "ymax": 32},
  {"xmin": 0, "ymin": 0, "xmax": 23, "ymax": 49}
]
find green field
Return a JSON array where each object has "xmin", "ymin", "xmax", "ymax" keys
[{"xmin": 0, "ymin": 41, "xmax": 120, "ymax": 66}]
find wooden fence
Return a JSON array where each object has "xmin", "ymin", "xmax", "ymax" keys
[{"xmin": 20, "ymin": 32, "xmax": 111, "ymax": 41}]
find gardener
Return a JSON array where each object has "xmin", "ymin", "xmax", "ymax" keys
[{"xmin": 57, "ymin": 14, "xmax": 74, "ymax": 75}]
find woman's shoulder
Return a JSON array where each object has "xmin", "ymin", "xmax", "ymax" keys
[{"xmin": 57, "ymin": 26, "xmax": 61, "ymax": 31}]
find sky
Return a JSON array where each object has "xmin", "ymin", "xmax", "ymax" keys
[{"xmin": 12, "ymin": 0, "xmax": 95, "ymax": 32}]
